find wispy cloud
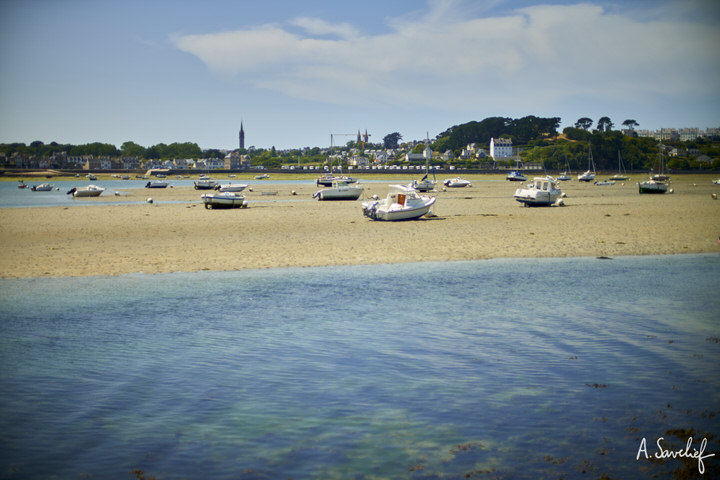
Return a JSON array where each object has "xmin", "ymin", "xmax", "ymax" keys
[{"xmin": 171, "ymin": 1, "xmax": 720, "ymax": 112}]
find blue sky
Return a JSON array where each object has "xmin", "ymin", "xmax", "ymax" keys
[{"xmin": 1, "ymin": 0, "xmax": 719, "ymax": 151}]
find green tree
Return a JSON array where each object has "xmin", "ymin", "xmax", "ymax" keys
[
  {"xmin": 596, "ymin": 117, "xmax": 613, "ymax": 132},
  {"xmin": 575, "ymin": 117, "xmax": 593, "ymax": 130},
  {"xmin": 622, "ymin": 119, "xmax": 639, "ymax": 131},
  {"xmin": 121, "ymin": 141, "xmax": 146, "ymax": 158},
  {"xmin": 383, "ymin": 132, "xmax": 402, "ymax": 149}
]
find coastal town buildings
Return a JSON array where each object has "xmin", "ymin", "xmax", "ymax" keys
[{"xmin": 490, "ymin": 137, "xmax": 513, "ymax": 159}]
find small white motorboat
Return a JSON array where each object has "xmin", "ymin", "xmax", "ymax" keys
[
  {"xmin": 201, "ymin": 192, "xmax": 248, "ymax": 209},
  {"xmin": 514, "ymin": 176, "xmax": 563, "ymax": 206},
  {"xmin": 506, "ymin": 171, "xmax": 527, "ymax": 182},
  {"xmin": 145, "ymin": 181, "xmax": 168, "ymax": 188},
  {"xmin": 31, "ymin": 183, "xmax": 54, "ymax": 191},
  {"xmin": 594, "ymin": 179, "xmax": 616, "ymax": 186},
  {"xmin": 194, "ymin": 180, "xmax": 218, "ymax": 190},
  {"xmin": 216, "ymin": 183, "xmax": 248, "ymax": 192},
  {"xmin": 313, "ymin": 180, "xmax": 364, "ymax": 201},
  {"xmin": 86, "ymin": 174, "xmax": 98, "ymax": 181},
  {"xmin": 443, "ymin": 177, "xmax": 472, "ymax": 188},
  {"xmin": 255, "ymin": 174, "xmax": 270, "ymax": 180},
  {"xmin": 362, "ymin": 184, "xmax": 436, "ymax": 221},
  {"xmin": 67, "ymin": 185, "xmax": 105, "ymax": 197},
  {"xmin": 713, "ymin": 179, "xmax": 720, "ymax": 185}
]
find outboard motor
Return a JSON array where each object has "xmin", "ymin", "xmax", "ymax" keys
[{"xmin": 66, "ymin": 187, "xmax": 76, "ymax": 195}]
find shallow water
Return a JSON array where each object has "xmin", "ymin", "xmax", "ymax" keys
[{"xmin": 1, "ymin": 255, "xmax": 719, "ymax": 479}]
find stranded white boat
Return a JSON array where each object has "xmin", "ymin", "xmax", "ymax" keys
[
  {"xmin": 362, "ymin": 184, "xmax": 436, "ymax": 221},
  {"xmin": 254, "ymin": 174, "xmax": 270, "ymax": 180},
  {"xmin": 443, "ymin": 177, "xmax": 472, "ymax": 188},
  {"xmin": 216, "ymin": 183, "xmax": 248, "ymax": 192},
  {"xmin": 506, "ymin": 171, "xmax": 527, "ymax": 182},
  {"xmin": 313, "ymin": 180, "xmax": 364, "ymax": 201},
  {"xmin": 67, "ymin": 185, "xmax": 105, "ymax": 197},
  {"xmin": 31, "ymin": 183, "xmax": 54, "ymax": 191},
  {"xmin": 578, "ymin": 142, "xmax": 596, "ymax": 182},
  {"xmin": 514, "ymin": 176, "xmax": 563, "ymax": 206},
  {"xmin": 638, "ymin": 179, "xmax": 668, "ymax": 194},
  {"xmin": 145, "ymin": 181, "xmax": 168, "ymax": 188},
  {"xmin": 201, "ymin": 192, "xmax": 248, "ymax": 209},
  {"xmin": 194, "ymin": 180, "xmax": 218, "ymax": 190},
  {"xmin": 610, "ymin": 150, "xmax": 630, "ymax": 181},
  {"xmin": 316, "ymin": 175, "xmax": 357, "ymax": 187},
  {"xmin": 594, "ymin": 179, "xmax": 616, "ymax": 186},
  {"xmin": 557, "ymin": 156, "xmax": 572, "ymax": 181}
]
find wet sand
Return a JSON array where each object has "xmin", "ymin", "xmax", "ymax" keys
[{"xmin": 1, "ymin": 174, "xmax": 719, "ymax": 278}]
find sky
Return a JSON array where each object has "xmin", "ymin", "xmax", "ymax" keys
[{"xmin": 1, "ymin": 0, "xmax": 719, "ymax": 151}]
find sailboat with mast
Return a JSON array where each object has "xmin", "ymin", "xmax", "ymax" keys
[
  {"xmin": 638, "ymin": 147, "xmax": 669, "ymax": 194},
  {"xmin": 557, "ymin": 155, "xmax": 572, "ymax": 181},
  {"xmin": 650, "ymin": 145, "xmax": 670, "ymax": 181},
  {"xmin": 577, "ymin": 142, "xmax": 596, "ymax": 182},
  {"xmin": 410, "ymin": 135, "xmax": 437, "ymax": 192},
  {"xmin": 611, "ymin": 150, "xmax": 630, "ymax": 181}
]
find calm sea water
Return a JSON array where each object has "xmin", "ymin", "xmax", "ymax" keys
[{"xmin": 1, "ymin": 255, "xmax": 719, "ymax": 479}]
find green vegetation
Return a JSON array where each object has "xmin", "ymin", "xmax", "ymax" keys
[{"xmin": 2, "ymin": 116, "xmax": 718, "ymax": 171}]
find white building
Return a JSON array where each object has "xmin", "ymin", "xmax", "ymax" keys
[{"xmin": 490, "ymin": 137, "xmax": 513, "ymax": 159}]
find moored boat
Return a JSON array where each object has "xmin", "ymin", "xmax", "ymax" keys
[
  {"xmin": 594, "ymin": 179, "xmax": 616, "ymax": 186},
  {"xmin": 638, "ymin": 179, "xmax": 668, "ymax": 194},
  {"xmin": 215, "ymin": 183, "xmax": 248, "ymax": 192},
  {"xmin": 31, "ymin": 183, "xmax": 54, "ymax": 191},
  {"xmin": 578, "ymin": 142, "xmax": 596, "ymax": 182},
  {"xmin": 67, "ymin": 185, "xmax": 105, "ymax": 197},
  {"xmin": 443, "ymin": 177, "xmax": 472, "ymax": 188},
  {"xmin": 506, "ymin": 171, "xmax": 527, "ymax": 182},
  {"xmin": 194, "ymin": 180, "xmax": 218, "ymax": 190},
  {"xmin": 514, "ymin": 176, "xmax": 563, "ymax": 206},
  {"xmin": 362, "ymin": 184, "xmax": 436, "ymax": 221},
  {"xmin": 313, "ymin": 180, "xmax": 364, "ymax": 201},
  {"xmin": 201, "ymin": 191, "xmax": 248, "ymax": 209},
  {"xmin": 316, "ymin": 175, "xmax": 357, "ymax": 187},
  {"xmin": 146, "ymin": 181, "xmax": 168, "ymax": 188},
  {"xmin": 610, "ymin": 150, "xmax": 630, "ymax": 181}
]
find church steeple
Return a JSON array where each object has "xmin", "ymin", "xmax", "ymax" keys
[{"xmin": 239, "ymin": 121, "xmax": 245, "ymax": 150}]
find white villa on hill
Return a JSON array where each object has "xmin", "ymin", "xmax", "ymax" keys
[{"xmin": 490, "ymin": 137, "xmax": 513, "ymax": 159}]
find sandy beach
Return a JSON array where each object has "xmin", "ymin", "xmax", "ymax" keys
[{"xmin": 1, "ymin": 174, "xmax": 719, "ymax": 278}]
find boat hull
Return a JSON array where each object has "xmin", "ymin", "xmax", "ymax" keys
[
  {"xmin": 638, "ymin": 181, "xmax": 667, "ymax": 194},
  {"xmin": 68, "ymin": 185, "xmax": 105, "ymax": 197},
  {"xmin": 194, "ymin": 181, "xmax": 218, "ymax": 190},
  {"xmin": 514, "ymin": 191, "xmax": 561, "ymax": 206},
  {"xmin": 216, "ymin": 184, "xmax": 248, "ymax": 192},
  {"xmin": 201, "ymin": 193, "xmax": 248, "ymax": 209},
  {"xmin": 363, "ymin": 197, "xmax": 436, "ymax": 221},
  {"xmin": 443, "ymin": 179, "xmax": 471, "ymax": 188},
  {"xmin": 314, "ymin": 188, "xmax": 363, "ymax": 201}
]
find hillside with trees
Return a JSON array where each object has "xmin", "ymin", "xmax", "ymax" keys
[{"xmin": 432, "ymin": 116, "xmax": 562, "ymax": 153}]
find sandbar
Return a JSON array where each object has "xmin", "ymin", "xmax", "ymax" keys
[{"xmin": 1, "ymin": 174, "xmax": 719, "ymax": 278}]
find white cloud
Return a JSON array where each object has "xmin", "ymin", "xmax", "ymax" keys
[{"xmin": 171, "ymin": 1, "xmax": 720, "ymax": 112}]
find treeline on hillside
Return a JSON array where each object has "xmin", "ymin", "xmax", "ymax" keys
[
  {"xmin": 0, "ymin": 140, "xmax": 218, "ymax": 160},
  {"xmin": 433, "ymin": 116, "xmax": 562, "ymax": 152},
  {"xmin": 524, "ymin": 128, "xmax": 720, "ymax": 171}
]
